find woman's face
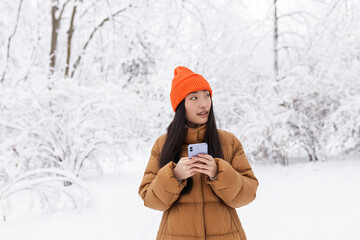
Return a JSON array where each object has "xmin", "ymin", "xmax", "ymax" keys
[{"xmin": 184, "ymin": 90, "xmax": 211, "ymax": 126}]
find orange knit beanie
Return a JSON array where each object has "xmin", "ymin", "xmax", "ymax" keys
[{"xmin": 170, "ymin": 66, "xmax": 212, "ymax": 112}]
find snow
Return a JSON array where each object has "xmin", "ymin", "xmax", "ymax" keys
[
  {"xmin": 1, "ymin": 157, "xmax": 359, "ymax": 240},
  {"xmin": 241, "ymin": 157, "xmax": 360, "ymax": 239},
  {"xmin": 1, "ymin": 0, "xmax": 360, "ymax": 239}
]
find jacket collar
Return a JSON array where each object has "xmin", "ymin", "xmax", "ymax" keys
[{"xmin": 185, "ymin": 124, "xmax": 207, "ymax": 144}]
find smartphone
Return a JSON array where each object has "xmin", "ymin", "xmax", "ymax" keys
[{"xmin": 188, "ymin": 143, "xmax": 208, "ymax": 159}]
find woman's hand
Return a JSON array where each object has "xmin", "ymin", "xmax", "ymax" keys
[
  {"xmin": 173, "ymin": 157, "xmax": 197, "ymax": 181},
  {"xmin": 191, "ymin": 153, "xmax": 218, "ymax": 179}
]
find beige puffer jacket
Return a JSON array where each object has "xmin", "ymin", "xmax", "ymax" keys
[{"xmin": 138, "ymin": 125, "xmax": 258, "ymax": 240}]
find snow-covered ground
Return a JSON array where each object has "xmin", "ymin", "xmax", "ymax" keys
[{"xmin": 1, "ymin": 157, "xmax": 360, "ymax": 240}]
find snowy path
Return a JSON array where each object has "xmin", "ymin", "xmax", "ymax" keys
[{"xmin": 1, "ymin": 158, "xmax": 359, "ymax": 240}]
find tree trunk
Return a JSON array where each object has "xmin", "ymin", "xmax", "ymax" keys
[
  {"xmin": 49, "ymin": 0, "xmax": 70, "ymax": 76},
  {"xmin": 65, "ymin": 2, "xmax": 77, "ymax": 77},
  {"xmin": 50, "ymin": 0, "xmax": 60, "ymax": 75},
  {"xmin": 273, "ymin": 0, "xmax": 279, "ymax": 81}
]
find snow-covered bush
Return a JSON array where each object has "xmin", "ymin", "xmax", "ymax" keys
[
  {"xmin": 323, "ymin": 85, "xmax": 360, "ymax": 155},
  {"xmin": 278, "ymin": 71, "xmax": 341, "ymax": 162},
  {"xmin": 0, "ymin": 168, "xmax": 92, "ymax": 221},
  {"xmin": 0, "ymin": 76, "xmax": 166, "ymax": 216}
]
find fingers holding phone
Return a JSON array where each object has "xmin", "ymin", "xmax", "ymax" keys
[
  {"xmin": 191, "ymin": 153, "xmax": 217, "ymax": 179},
  {"xmin": 173, "ymin": 157, "xmax": 197, "ymax": 181}
]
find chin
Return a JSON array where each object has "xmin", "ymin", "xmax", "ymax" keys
[{"xmin": 196, "ymin": 118, "xmax": 208, "ymax": 125}]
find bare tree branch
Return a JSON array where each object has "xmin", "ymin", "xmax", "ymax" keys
[
  {"xmin": 70, "ymin": 5, "xmax": 131, "ymax": 78},
  {"xmin": 278, "ymin": 11, "xmax": 319, "ymax": 21},
  {"xmin": 1, "ymin": 0, "xmax": 24, "ymax": 83},
  {"xmin": 325, "ymin": 0, "xmax": 342, "ymax": 18},
  {"xmin": 59, "ymin": 0, "xmax": 71, "ymax": 20},
  {"xmin": 78, "ymin": 1, "xmax": 97, "ymax": 19}
]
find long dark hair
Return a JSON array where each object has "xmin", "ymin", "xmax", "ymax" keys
[{"xmin": 159, "ymin": 99, "xmax": 223, "ymax": 195}]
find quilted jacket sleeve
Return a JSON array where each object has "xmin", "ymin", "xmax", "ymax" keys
[
  {"xmin": 138, "ymin": 136, "xmax": 187, "ymax": 211},
  {"xmin": 205, "ymin": 134, "xmax": 259, "ymax": 208}
]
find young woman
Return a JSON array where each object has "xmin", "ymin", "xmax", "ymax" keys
[{"xmin": 138, "ymin": 66, "xmax": 259, "ymax": 240}]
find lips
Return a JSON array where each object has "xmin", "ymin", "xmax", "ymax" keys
[{"xmin": 197, "ymin": 111, "xmax": 208, "ymax": 116}]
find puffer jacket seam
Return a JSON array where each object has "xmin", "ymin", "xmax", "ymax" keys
[
  {"xmin": 163, "ymin": 233, "xmax": 204, "ymax": 238},
  {"xmin": 178, "ymin": 201, "xmax": 220, "ymax": 204},
  {"xmin": 200, "ymin": 174, "xmax": 206, "ymax": 238},
  {"xmin": 162, "ymin": 230, "xmax": 239, "ymax": 238},
  {"xmin": 207, "ymin": 230, "xmax": 238, "ymax": 237}
]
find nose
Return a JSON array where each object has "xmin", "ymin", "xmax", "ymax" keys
[{"xmin": 199, "ymin": 97, "xmax": 207, "ymax": 109}]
